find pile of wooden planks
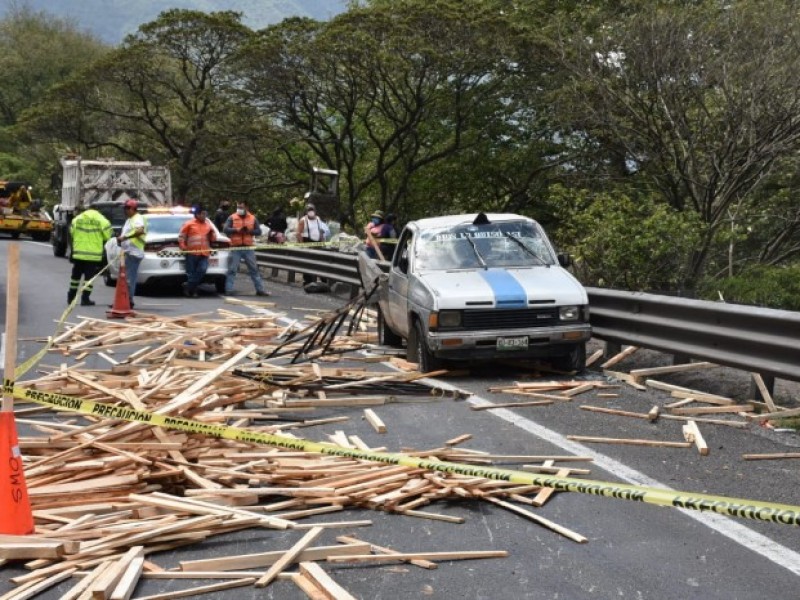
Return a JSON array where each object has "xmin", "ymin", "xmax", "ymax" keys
[{"xmin": 2, "ymin": 308, "xmax": 593, "ymax": 598}]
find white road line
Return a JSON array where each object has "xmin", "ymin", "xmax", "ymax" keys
[
  {"xmin": 269, "ymin": 314, "xmax": 800, "ymax": 576},
  {"xmin": 463, "ymin": 391, "xmax": 800, "ymax": 576}
]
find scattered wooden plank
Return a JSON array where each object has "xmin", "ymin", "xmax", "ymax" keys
[
  {"xmin": 133, "ymin": 578, "xmax": 256, "ymax": 600},
  {"xmin": 751, "ymin": 373, "xmax": 778, "ymax": 412},
  {"xmin": 484, "ymin": 496, "xmax": 587, "ymax": 543},
  {"xmin": 599, "ymin": 345, "xmax": 639, "ymax": 369},
  {"xmin": 742, "ymin": 452, "xmax": 800, "ymax": 461},
  {"xmin": 629, "ymin": 362, "xmax": 717, "ymax": 382},
  {"xmin": 327, "ymin": 550, "xmax": 508, "ymax": 563},
  {"xmin": 567, "ymin": 435, "xmax": 692, "ymax": 448},
  {"xmin": 335, "ymin": 535, "xmax": 437, "ymax": 570},
  {"xmin": 363, "ymin": 409, "xmax": 387, "ymax": 433},
  {"xmin": 255, "ymin": 527, "xmax": 324, "ymax": 588},
  {"xmin": 682, "ymin": 420, "xmax": 709, "ymax": 456},
  {"xmin": 300, "ymin": 561, "xmax": 357, "ymax": 600}
]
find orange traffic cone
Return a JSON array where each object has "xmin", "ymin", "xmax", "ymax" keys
[
  {"xmin": 107, "ymin": 260, "xmax": 135, "ymax": 318},
  {"xmin": 0, "ymin": 411, "xmax": 34, "ymax": 534}
]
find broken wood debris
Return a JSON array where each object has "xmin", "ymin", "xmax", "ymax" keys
[{"xmin": 3, "ymin": 307, "xmax": 600, "ymax": 598}]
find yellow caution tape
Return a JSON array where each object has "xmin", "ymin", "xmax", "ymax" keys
[
  {"xmin": 13, "ymin": 263, "xmax": 112, "ymax": 381},
  {"xmin": 4, "ymin": 380, "xmax": 800, "ymax": 527}
]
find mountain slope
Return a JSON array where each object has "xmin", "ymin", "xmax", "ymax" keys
[{"xmin": 8, "ymin": 0, "xmax": 347, "ymax": 43}]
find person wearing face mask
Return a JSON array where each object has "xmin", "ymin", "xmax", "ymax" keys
[
  {"xmin": 223, "ymin": 201, "xmax": 269, "ymax": 296},
  {"xmin": 296, "ymin": 203, "xmax": 330, "ymax": 285},
  {"xmin": 364, "ymin": 210, "xmax": 386, "ymax": 260}
]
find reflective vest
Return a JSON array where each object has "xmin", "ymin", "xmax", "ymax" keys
[
  {"xmin": 121, "ymin": 213, "xmax": 147, "ymax": 253},
  {"xmin": 178, "ymin": 218, "xmax": 216, "ymax": 257},
  {"xmin": 70, "ymin": 209, "xmax": 113, "ymax": 262},
  {"xmin": 227, "ymin": 212, "xmax": 257, "ymax": 247}
]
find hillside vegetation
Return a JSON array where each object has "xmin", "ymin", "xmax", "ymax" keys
[{"xmin": 4, "ymin": 0, "xmax": 800, "ymax": 308}]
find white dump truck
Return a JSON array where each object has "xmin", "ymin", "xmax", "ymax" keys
[{"xmin": 51, "ymin": 156, "xmax": 172, "ymax": 257}]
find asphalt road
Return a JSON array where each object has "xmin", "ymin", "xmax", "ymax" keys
[{"xmin": 1, "ymin": 237, "xmax": 799, "ymax": 599}]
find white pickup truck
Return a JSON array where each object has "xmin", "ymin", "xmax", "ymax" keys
[{"xmin": 361, "ymin": 212, "xmax": 591, "ymax": 372}]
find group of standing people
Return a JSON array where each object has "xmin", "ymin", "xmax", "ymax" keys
[{"xmin": 65, "ymin": 193, "xmax": 398, "ymax": 307}]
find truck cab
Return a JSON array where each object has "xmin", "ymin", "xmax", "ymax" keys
[{"xmin": 371, "ymin": 212, "xmax": 591, "ymax": 372}]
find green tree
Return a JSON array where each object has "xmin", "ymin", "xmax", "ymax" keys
[
  {"xmin": 20, "ymin": 10, "xmax": 257, "ymax": 202},
  {"xmin": 238, "ymin": 1, "xmax": 528, "ymax": 226},
  {"xmin": 552, "ymin": 185, "xmax": 703, "ymax": 291},
  {"xmin": 551, "ymin": 0, "xmax": 800, "ymax": 289}
]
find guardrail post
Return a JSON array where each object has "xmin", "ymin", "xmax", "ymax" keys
[
  {"xmin": 671, "ymin": 353, "xmax": 691, "ymax": 365},
  {"xmin": 749, "ymin": 374, "xmax": 775, "ymax": 401},
  {"xmin": 604, "ymin": 341, "xmax": 622, "ymax": 359}
]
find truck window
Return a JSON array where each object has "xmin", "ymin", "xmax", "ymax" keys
[{"xmin": 394, "ymin": 230, "xmax": 413, "ymax": 274}]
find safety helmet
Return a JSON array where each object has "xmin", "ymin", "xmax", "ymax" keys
[{"xmin": 124, "ymin": 199, "xmax": 138, "ymax": 209}]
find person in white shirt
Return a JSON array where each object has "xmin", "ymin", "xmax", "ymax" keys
[{"xmin": 296, "ymin": 203, "xmax": 330, "ymax": 285}]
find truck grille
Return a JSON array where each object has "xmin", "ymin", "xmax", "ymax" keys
[{"xmin": 461, "ymin": 308, "xmax": 559, "ymax": 330}]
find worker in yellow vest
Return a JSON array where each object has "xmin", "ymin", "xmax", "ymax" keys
[
  {"xmin": 223, "ymin": 200, "xmax": 269, "ymax": 296},
  {"xmin": 68, "ymin": 206, "xmax": 113, "ymax": 305}
]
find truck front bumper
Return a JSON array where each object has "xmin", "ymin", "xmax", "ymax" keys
[{"xmin": 426, "ymin": 324, "xmax": 591, "ymax": 360}]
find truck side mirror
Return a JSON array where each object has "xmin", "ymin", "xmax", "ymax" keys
[{"xmin": 557, "ymin": 253, "xmax": 572, "ymax": 268}]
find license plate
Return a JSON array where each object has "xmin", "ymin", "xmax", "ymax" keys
[
  {"xmin": 209, "ymin": 258, "xmax": 218, "ymax": 267},
  {"xmin": 497, "ymin": 336, "xmax": 528, "ymax": 351}
]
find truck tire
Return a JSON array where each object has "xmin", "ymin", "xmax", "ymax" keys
[
  {"xmin": 10, "ymin": 231, "xmax": 20, "ymax": 239},
  {"xmin": 551, "ymin": 343, "xmax": 586, "ymax": 373},
  {"xmin": 378, "ymin": 310, "xmax": 403, "ymax": 347},
  {"xmin": 215, "ymin": 279, "xmax": 226, "ymax": 294},
  {"xmin": 52, "ymin": 233, "xmax": 67, "ymax": 257},
  {"xmin": 31, "ymin": 231, "xmax": 50, "ymax": 242},
  {"xmin": 412, "ymin": 320, "xmax": 442, "ymax": 373}
]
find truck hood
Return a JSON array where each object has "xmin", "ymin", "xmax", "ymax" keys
[{"xmin": 416, "ymin": 267, "xmax": 587, "ymax": 309}]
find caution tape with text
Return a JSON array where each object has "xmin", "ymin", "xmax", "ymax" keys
[{"xmin": 4, "ymin": 379, "xmax": 800, "ymax": 527}]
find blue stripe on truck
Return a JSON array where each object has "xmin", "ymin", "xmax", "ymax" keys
[{"xmin": 479, "ymin": 270, "xmax": 527, "ymax": 308}]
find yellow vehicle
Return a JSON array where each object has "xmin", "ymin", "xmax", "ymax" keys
[{"xmin": 0, "ymin": 181, "xmax": 53, "ymax": 241}]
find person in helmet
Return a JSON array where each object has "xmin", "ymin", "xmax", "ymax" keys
[
  {"xmin": 364, "ymin": 210, "xmax": 385, "ymax": 259},
  {"xmin": 116, "ymin": 198, "xmax": 147, "ymax": 307}
]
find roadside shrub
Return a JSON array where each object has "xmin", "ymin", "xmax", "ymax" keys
[
  {"xmin": 699, "ymin": 264, "xmax": 800, "ymax": 310},
  {"xmin": 549, "ymin": 185, "xmax": 702, "ymax": 292}
]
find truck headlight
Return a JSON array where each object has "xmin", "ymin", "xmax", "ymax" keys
[
  {"xmin": 438, "ymin": 310, "xmax": 462, "ymax": 329},
  {"xmin": 559, "ymin": 306, "xmax": 579, "ymax": 321}
]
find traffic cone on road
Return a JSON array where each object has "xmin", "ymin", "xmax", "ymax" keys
[
  {"xmin": 106, "ymin": 261, "xmax": 135, "ymax": 319},
  {"xmin": 0, "ymin": 411, "xmax": 34, "ymax": 534}
]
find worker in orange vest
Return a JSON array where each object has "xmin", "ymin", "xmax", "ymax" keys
[
  {"xmin": 223, "ymin": 200, "xmax": 269, "ymax": 296},
  {"xmin": 178, "ymin": 206, "xmax": 217, "ymax": 297}
]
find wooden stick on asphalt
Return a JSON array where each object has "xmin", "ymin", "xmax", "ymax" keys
[{"xmin": 2, "ymin": 243, "xmax": 20, "ymax": 412}]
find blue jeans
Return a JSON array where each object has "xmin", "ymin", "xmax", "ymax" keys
[
  {"xmin": 185, "ymin": 254, "xmax": 209, "ymax": 291},
  {"xmin": 225, "ymin": 248, "xmax": 265, "ymax": 293},
  {"xmin": 124, "ymin": 253, "xmax": 142, "ymax": 301}
]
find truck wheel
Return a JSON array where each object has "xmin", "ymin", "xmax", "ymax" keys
[
  {"xmin": 10, "ymin": 231, "xmax": 20, "ymax": 239},
  {"xmin": 215, "ymin": 279, "xmax": 226, "ymax": 294},
  {"xmin": 552, "ymin": 343, "xmax": 586, "ymax": 373},
  {"xmin": 413, "ymin": 320, "xmax": 442, "ymax": 373},
  {"xmin": 378, "ymin": 310, "xmax": 403, "ymax": 347},
  {"xmin": 31, "ymin": 232, "xmax": 50, "ymax": 242},
  {"xmin": 52, "ymin": 236, "xmax": 67, "ymax": 257}
]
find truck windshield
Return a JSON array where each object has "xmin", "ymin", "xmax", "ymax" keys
[{"xmin": 415, "ymin": 220, "xmax": 555, "ymax": 271}]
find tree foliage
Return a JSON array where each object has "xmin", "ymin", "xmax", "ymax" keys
[
  {"xmin": 550, "ymin": 0, "xmax": 800, "ymax": 286},
  {"xmin": 10, "ymin": 0, "xmax": 800, "ymax": 306}
]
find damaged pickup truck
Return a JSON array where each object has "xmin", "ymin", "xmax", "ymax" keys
[{"xmin": 359, "ymin": 212, "xmax": 591, "ymax": 372}]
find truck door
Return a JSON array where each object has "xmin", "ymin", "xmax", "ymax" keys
[{"xmin": 387, "ymin": 229, "xmax": 413, "ymax": 337}]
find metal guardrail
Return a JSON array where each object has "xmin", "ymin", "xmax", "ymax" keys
[{"xmin": 255, "ymin": 247, "xmax": 800, "ymax": 383}]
